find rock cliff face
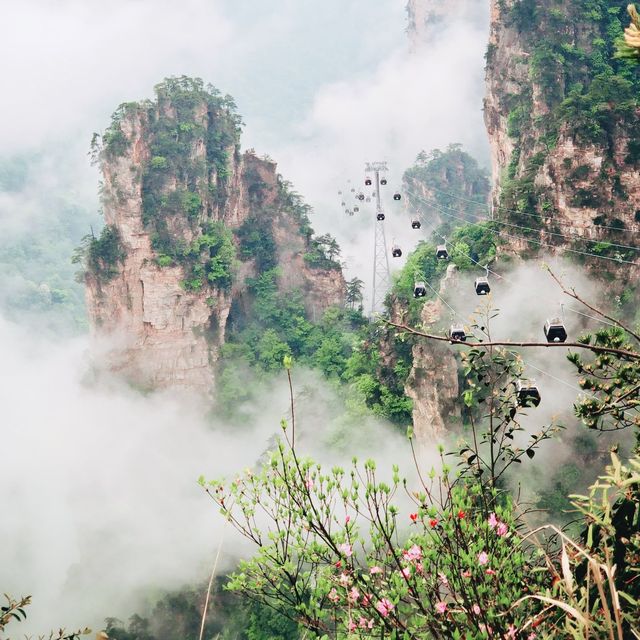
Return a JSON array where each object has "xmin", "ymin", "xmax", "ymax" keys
[
  {"xmin": 406, "ymin": 0, "xmax": 481, "ymax": 50},
  {"xmin": 484, "ymin": 0, "xmax": 640, "ymax": 272},
  {"xmin": 86, "ymin": 78, "xmax": 345, "ymax": 395},
  {"xmin": 404, "ymin": 266, "xmax": 461, "ymax": 443}
]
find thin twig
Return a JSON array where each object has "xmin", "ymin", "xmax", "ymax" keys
[
  {"xmin": 383, "ymin": 320, "xmax": 640, "ymax": 361},
  {"xmin": 199, "ymin": 534, "xmax": 225, "ymax": 640}
]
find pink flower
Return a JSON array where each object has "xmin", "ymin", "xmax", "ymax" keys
[
  {"xmin": 415, "ymin": 562, "xmax": 424, "ymax": 575},
  {"xmin": 339, "ymin": 572, "xmax": 351, "ymax": 586},
  {"xmin": 505, "ymin": 624, "xmax": 517, "ymax": 639},
  {"xmin": 488, "ymin": 512, "xmax": 498, "ymax": 528},
  {"xmin": 435, "ymin": 601, "xmax": 447, "ymax": 614},
  {"xmin": 478, "ymin": 551, "xmax": 489, "ymax": 566},
  {"xmin": 328, "ymin": 588, "xmax": 339, "ymax": 603},
  {"xmin": 347, "ymin": 618, "xmax": 357, "ymax": 633},
  {"xmin": 409, "ymin": 512, "xmax": 418, "ymax": 522},
  {"xmin": 400, "ymin": 567, "xmax": 411, "ymax": 580},
  {"xmin": 359, "ymin": 617, "xmax": 375, "ymax": 629},
  {"xmin": 305, "ymin": 476, "xmax": 314, "ymax": 490},
  {"xmin": 376, "ymin": 598, "xmax": 394, "ymax": 617},
  {"xmin": 472, "ymin": 603, "xmax": 481, "ymax": 615},
  {"xmin": 403, "ymin": 544, "xmax": 422, "ymax": 562},
  {"xmin": 438, "ymin": 572, "xmax": 448, "ymax": 585},
  {"xmin": 345, "ymin": 515, "xmax": 351, "ymax": 524},
  {"xmin": 429, "ymin": 518, "xmax": 439, "ymax": 528},
  {"xmin": 527, "ymin": 634, "xmax": 537, "ymax": 640},
  {"xmin": 462, "ymin": 570, "xmax": 472, "ymax": 578},
  {"xmin": 497, "ymin": 522, "xmax": 508, "ymax": 537},
  {"xmin": 348, "ymin": 587, "xmax": 360, "ymax": 602},
  {"xmin": 370, "ymin": 565, "xmax": 383, "ymax": 574},
  {"xmin": 361, "ymin": 593, "xmax": 372, "ymax": 606},
  {"xmin": 339, "ymin": 543, "xmax": 353, "ymax": 557},
  {"xmin": 485, "ymin": 568, "xmax": 496, "ymax": 575}
]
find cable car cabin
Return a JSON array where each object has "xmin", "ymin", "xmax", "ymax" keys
[
  {"xmin": 338, "ymin": 190, "xmax": 342, "ymax": 195},
  {"xmin": 516, "ymin": 380, "xmax": 541, "ymax": 407},
  {"xmin": 393, "ymin": 193, "xmax": 402, "ymax": 201},
  {"xmin": 345, "ymin": 209, "xmax": 352, "ymax": 216},
  {"xmin": 341, "ymin": 201, "xmax": 346, "ymax": 206},
  {"xmin": 350, "ymin": 188, "xmax": 355, "ymax": 192},
  {"xmin": 380, "ymin": 178, "xmax": 387, "ymax": 185},
  {"xmin": 413, "ymin": 281, "xmax": 427, "ymax": 298},
  {"xmin": 544, "ymin": 317, "xmax": 567, "ymax": 343},
  {"xmin": 377, "ymin": 212, "xmax": 385, "ymax": 221},
  {"xmin": 365, "ymin": 197, "xmax": 371, "ymax": 203},
  {"xmin": 450, "ymin": 324, "xmax": 467, "ymax": 342},
  {"xmin": 392, "ymin": 245, "xmax": 402, "ymax": 257},
  {"xmin": 411, "ymin": 220, "xmax": 421, "ymax": 229},
  {"xmin": 353, "ymin": 206, "xmax": 359, "ymax": 212},
  {"xmin": 474, "ymin": 276, "xmax": 490, "ymax": 295},
  {"xmin": 436, "ymin": 244, "xmax": 449, "ymax": 260},
  {"xmin": 365, "ymin": 177, "xmax": 372, "ymax": 186},
  {"xmin": 358, "ymin": 193, "xmax": 365, "ymax": 201}
]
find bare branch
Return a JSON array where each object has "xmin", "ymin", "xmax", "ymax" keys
[{"xmin": 383, "ymin": 320, "xmax": 640, "ymax": 361}]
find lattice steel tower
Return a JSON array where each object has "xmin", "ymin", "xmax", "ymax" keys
[{"xmin": 366, "ymin": 161, "xmax": 391, "ymax": 315}]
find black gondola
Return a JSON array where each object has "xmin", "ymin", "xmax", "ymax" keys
[
  {"xmin": 411, "ymin": 219, "xmax": 421, "ymax": 229},
  {"xmin": 544, "ymin": 317, "xmax": 567, "ymax": 343},
  {"xmin": 353, "ymin": 206, "xmax": 359, "ymax": 212},
  {"xmin": 474, "ymin": 276, "xmax": 490, "ymax": 295},
  {"xmin": 350, "ymin": 188, "xmax": 355, "ymax": 192},
  {"xmin": 380, "ymin": 178, "xmax": 387, "ymax": 185},
  {"xmin": 450, "ymin": 324, "xmax": 467, "ymax": 342},
  {"xmin": 338, "ymin": 190, "xmax": 342, "ymax": 195},
  {"xmin": 365, "ymin": 177, "xmax": 372, "ymax": 186},
  {"xmin": 413, "ymin": 281, "xmax": 427, "ymax": 298},
  {"xmin": 365, "ymin": 197, "xmax": 371, "ymax": 203},
  {"xmin": 358, "ymin": 193, "xmax": 365, "ymax": 201},
  {"xmin": 341, "ymin": 201, "xmax": 346, "ymax": 206},
  {"xmin": 392, "ymin": 245, "xmax": 402, "ymax": 257},
  {"xmin": 393, "ymin": 193, "xmax": 401, "ymax": 201},
  {"xmin": 436, "ymin": 244, "xmax": 449, "ymax": 260},
  {"xmin": 516, "ymin": 380, "xmax": 541, "ymax": 407},
  {"xmin": 377, "ymin": 212, "xmax": 385, "ymax": 221}
]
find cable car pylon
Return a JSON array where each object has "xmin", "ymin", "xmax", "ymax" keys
[{"xmin": 367, "ymin": 161, "xmax": 391, "ymax": 315}]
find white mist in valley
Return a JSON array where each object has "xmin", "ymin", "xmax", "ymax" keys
[{"xmin": 0, "ymin": 314, "xmax": 420, "ymax": 633}]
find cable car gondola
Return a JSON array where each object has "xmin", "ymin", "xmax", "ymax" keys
[
  {"xmin": 411, "ymin": 219, "xmax": 421, "ymax": 229},
  {"xmin": 474, "ymin": 276, "xmax": 490, "ymax": 295},
  {"xmin": 392, "ymin": 245, "xmax": 402, "ymax": 257},
  {"xmin": 380, "ymin": 178, "xmax": 387, "ymax": 186},
  {"xmin": 357, "ymin": 193, "xmax": 365, "ymax": 201},
  {"xmin": 393, "ymin": 193, "xmax": 401, "ymax": 201},
  {"xmin": 353, "ymin": 206, "xmax": 359, "ymax": 212},
  {"xmin": 450, "ymin": 324, "xmax": 467, "ymax": 342},
  {"xmin": 516, "ymin": 380, "xmax": 541, "ymax": 407},
  {"xmin": 377, "ymin": 212, "xmax": 385, "ymax": 221},
  {"xmin": 365, "ymin": 177, "xmax": 372, "ymax": 186},
  {"xmin": 544, "ymin": 318, "xmax": 567, "ymax": 343},
  {"xmin": 365, "ymin": 197, "xmax": 371, "ymax": 203},
  {"xmin": 338, "ymin": 190, "xmax": 342, "ymax": 195},
  {"xmin": 413, "ymin": 281, "xmax": 427, "ymax": 298},
  {"xmin": 436, "ymin": 244, "xmax": 449, "ymax": 260},
  {"xmin": 350, "ymin": 188, "xmax": 355, "ymax": 193}
]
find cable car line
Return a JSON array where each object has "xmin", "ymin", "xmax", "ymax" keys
[
  {"xmin": 407, "ymin": 271, "xmax": 590, "ymax": 403},
  {"xmin": 405, "ymin": 190, "xmax": 639, "ymax": 266},
  {"xmin": 406, "ymin": 179, "xmax": 640, "ymax": 236},
  {"xmin": 430, "ymin": 228, "xmax": 628, "ymax": 334},
  {"xmin": 407, "ymin": 189, "xmax": 640, "ymax": 253}
]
